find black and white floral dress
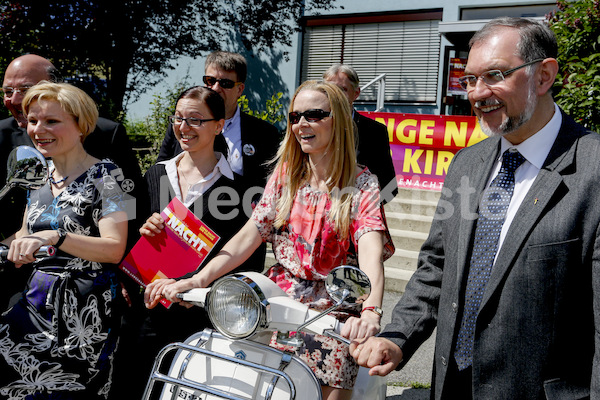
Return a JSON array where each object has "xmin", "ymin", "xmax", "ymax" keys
[{"xmin": 0, "ymin": 160, "xmax": 127, "ymax": 400}]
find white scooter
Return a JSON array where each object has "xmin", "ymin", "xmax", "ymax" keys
[{"xmin": 143, "ymin": 265, "xmax": 386, "ymax": 400}]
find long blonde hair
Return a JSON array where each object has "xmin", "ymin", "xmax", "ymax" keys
[{"xmin": 273, "ymin": 80, "xmax": 356, "ymax": 238}]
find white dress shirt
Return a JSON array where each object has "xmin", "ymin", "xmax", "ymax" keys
[
  {"xmin": 159, "ymin": 151, "xmax": 234, "ymax": 208},
  {"xmin": 223, "ymin": 106, "xmax": 243, "ymax": 175},
  {"xmin": 487, "ymin": 103, "xmax": 562, "ymax": 256}
]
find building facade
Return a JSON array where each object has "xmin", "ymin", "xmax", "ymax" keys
[{"xmin": 293, "ymin": 0, "xmax": 557, "ymax": 116}]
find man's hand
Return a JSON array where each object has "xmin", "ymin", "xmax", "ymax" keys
[{"xmin": 350, "ymin": 336, "xmax": 404, "ymax": 376}]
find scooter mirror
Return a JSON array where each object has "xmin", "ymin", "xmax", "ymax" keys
[
  {"xmin": 325, "ymin": 265, "xmax": 371, "ymax": 306},
  {"xmin": 0, "ymin": 146, "xmax": 48, "ymax": 201}
]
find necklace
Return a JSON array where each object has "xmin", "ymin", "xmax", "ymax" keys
[
  {"xmin": 178, "ymin": 163, "xmax": 197, "ymax": 191},
  {"xmin": 49, "ymin": 169, "xmax": 69, "ymax": 185},
  {"xmin": 49, "ymin": 154, "xmax": 89, "ymax": 186}
]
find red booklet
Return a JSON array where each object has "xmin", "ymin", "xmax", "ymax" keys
[{"xmin": 119, "ymin": 197, "xmax": 220, "ymax": 308}]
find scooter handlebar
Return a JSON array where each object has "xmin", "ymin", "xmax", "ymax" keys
[
  {"xmin": 178, "ymin": 288, "xmax": 210, "ymax": 306},
  {"xmin": 0, "ymin": 245, "xmax": 56, "ymax": 262}
]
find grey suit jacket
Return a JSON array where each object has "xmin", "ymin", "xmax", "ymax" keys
[{"xmin": 381, "ymin": 110, "xmax": 599, "ymax": 399}]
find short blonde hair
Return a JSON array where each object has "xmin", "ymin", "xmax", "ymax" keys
[
  {"xmin": 273, "ymin": 80, "xmax": 356, "ymax": 238},
  {"xmin": 22, "ymin": 81, "xmax": 99, "ymax": 139}
]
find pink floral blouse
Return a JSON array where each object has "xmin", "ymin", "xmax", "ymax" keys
[{"xmin": 252, "ymin": 166, "xmax": 395, "ymax": 312}]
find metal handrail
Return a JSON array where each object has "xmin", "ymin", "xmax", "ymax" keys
[{"xmin": 360, "ymin": 73, "xmax": 386, "ymax": 111}]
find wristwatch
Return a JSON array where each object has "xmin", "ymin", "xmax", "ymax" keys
[
  {"xmin": 55, "ymin": 228, "xmax": 67, "ymax": 248},
  {"xmin": 361, "ymin": 306, "xmax": 383, "ymax": 317}
]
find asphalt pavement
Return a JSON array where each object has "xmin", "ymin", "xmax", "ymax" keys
[{"xmin": 380, "ymin": 290, "xmax": 434, "ymax": 399}]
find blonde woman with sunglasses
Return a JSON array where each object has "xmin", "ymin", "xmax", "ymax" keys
[{"xmin": 152, "ymin": 80, "xmax": 394, "ymax": 400}]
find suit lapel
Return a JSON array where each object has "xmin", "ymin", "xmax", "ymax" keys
[
  {"xmin": 455, "ymin": 139, "xmax": 501, "ymax": 288},
  {"xmin": 239, "ymin": 112, "xmax": 252, "ymax": 173},
  {"xmin": 480, "ymin": 115, "xmax": 580, "ymax": 310}
]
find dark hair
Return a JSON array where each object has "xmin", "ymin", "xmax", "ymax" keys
[
  {"xmin": 176, "ymin": 86, "xmax": 225, "ymax": 120},
  {"xmin": 469, "ymin": 17, "xmax": 558, "ymax": 62},
  {"xmin": 205, "ymin": 51, "xmax": 247, "ymax": 83}
]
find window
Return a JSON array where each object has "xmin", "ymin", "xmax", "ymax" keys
[{"xmin": 301, "ymin": 13, "xmax": 442, "ymax": 104}]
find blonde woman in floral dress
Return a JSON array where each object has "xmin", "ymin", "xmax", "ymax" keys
[
  {"xmin": 150, "ymin": 80, "xmax": 394, "ymax": 400},
  {"xmin": 0, "ymin": 82, "xmax": 128, "ymax": 399}
]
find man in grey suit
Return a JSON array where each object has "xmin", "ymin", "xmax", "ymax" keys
[{"xmin": 352, "ymin": 17, "xmax": 600, "ymax": 399}]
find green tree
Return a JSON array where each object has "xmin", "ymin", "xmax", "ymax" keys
[
  {"xmin": 0, "ymin": 0, "xmax": 336, "ymax": 120},
  {"xmin": 126, "ymin": 78, "xmax": 190, "ymax": 174},
  {"xmin": 548, "ymin": 0, "xmax": 600, "ymax": 132},
  {"xmin": 238, "ymin": 92, "xmax": 285, "ymax": 127}
]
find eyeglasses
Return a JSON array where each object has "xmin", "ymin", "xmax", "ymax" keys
[
  {"xmin": 458, "ymin": 59, "xmax": 545, "ymax": 91},
  {"xmin": 202, "ymin": 76, "xmax": 242, "ymax": 89},
  {"xmin": 169, "ymin": 116, "xmax": 216, "ymax": 127},
  {"xmin": 289, "ymin": 109, "xmax": 332, "ymax": 125},
  {"xmin": 1, "ymin": 86, "xmax": 33, "ymax": 98}
]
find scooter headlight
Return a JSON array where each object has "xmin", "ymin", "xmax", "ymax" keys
[{"xmin": 207, "ymin": 275, "xmax": 267, "ymax": 339}]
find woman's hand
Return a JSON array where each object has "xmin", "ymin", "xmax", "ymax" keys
[
  {"xmin": 8, "ymin": 231, "xmax": 56, "ymax": 267},
  {"xmin": 162, "ymin": 278, "xmax": 203, "ymax": 303},
  {"xmin": 139, "ymin": 213, "xmax": 165, "ymax": 237},
  {"xmin": 144, "ymin": 276, "xmax": 206, "ymax": 309},
  {"xmin": 144, "ymin": 278, "xmax": 176, "ymax": 309},
  {"xmin": 341, "ymin": 311, "xmax": 381, "ymax": 341}
]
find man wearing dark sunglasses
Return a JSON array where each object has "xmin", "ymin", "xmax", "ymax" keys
[
  {"xmin": 323, "ymin": 64, "xmax": 397, "ymax": 204},
  {"xmin": 157, "ymin": 51, "xmax": 281, "ymax": 194}
]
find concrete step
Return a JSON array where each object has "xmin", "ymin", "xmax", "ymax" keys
[
  {"xmin": 384, "ymin": 198, "xmax": 438, "ymax": 217},
  {"xmin": 389, "ymin": 228, "xmax": 428, "ymax": 253},
  {"xmin": 384, "ymin": 265, "xmax": 415, "ymax": 293},
  {"xmin": 386, "ymin": 211, "xmax": 433, "ymax": 233}
]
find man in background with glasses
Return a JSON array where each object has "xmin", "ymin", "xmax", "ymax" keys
[
  {"xmin": 157, "ymin": 51, "xmax": 281, "ymax": 194},
  {"xmin": 323, "ymin": 64, "xmax": 398, "ymax": 204},
  {"xmin": 351, "ymin": 17, "xmax": 600, "ymax": 399}
]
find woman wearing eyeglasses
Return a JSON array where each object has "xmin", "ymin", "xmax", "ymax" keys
[
  {"xmin": 131, "ymin": 86, "xmax": 265, "ymax": 397},
  {"xmin": 153, "ymin": 80, "xmax": 394, "ymax": 400}
]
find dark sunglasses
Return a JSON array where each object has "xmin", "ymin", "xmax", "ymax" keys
[
  {"xmin": 288, "ymin": 109, "xmax": 332, "ymax": 125},
  {"xmin": 203, "ymin": 75, "xmax": 242, "ymax": 89}
]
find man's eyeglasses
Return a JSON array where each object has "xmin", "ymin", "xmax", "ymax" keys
[
  {"xmin": 203, "ymin": 76, "xmax": 242, "ymax": 90},
  {"xmin": 1, "ymin": 86, "xmax": 33, "ymax": 98},
  {"xmin": 169, "ymin": 116, "xmax": 216, "ymax": 127},
  {"xmin": 458, "ymin": 59, "xmax": 545, "ymax": 91},
  {"xmin": 289, "ymin": 109, "xmax": 332, "ymax": 125}
]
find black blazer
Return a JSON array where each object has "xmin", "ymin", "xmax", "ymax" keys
[
  {"xmin": 157, "ymin": 111, "xmax": 281, "ymax": 190},
  {"xmin": 354, "ymin": 112, "xmax": 398, "ymax": 202}
]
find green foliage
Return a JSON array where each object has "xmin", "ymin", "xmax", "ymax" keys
[
  {"xmin": 125, "ymin": 78, "xmax": 190, "ymax": 174},
  {"xmin": 238, "ymin": 92, "xmax": 285, "ymax": 126},
  {"xmin": 0, "ymin": 0, "xmax": 336, "ymax": 119},
  {"xmin": 548, "ymin": 0, "xmax": 600, "ymax": 132}
]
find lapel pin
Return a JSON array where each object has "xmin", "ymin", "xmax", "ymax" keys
[{"xmin": 243, "ymin": 144, "xmax": 255, "ymax": 156}]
